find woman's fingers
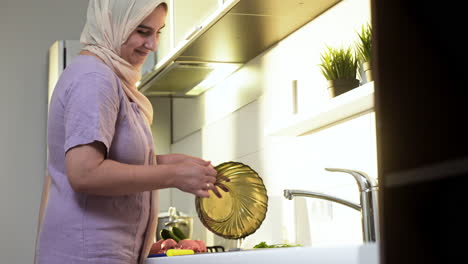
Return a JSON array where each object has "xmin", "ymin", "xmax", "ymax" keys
[
  {"xmin": 211, "ymin": 186, "xmax": 223, "ymax": 198},
  {"xmin": 195, "ymin": 182, "xmax": 223, "ymax": 198},
  {"xmin": 205, "ymin": 165, "xmax": 217, "ymax": 176},
  {"xmin": 215, "ymin": 182, "xmax": 229, "ymax": 193},
  {"xmin": 174, "ymin": 158, "xmax": 221, "ymax": 198},
  {"xmin": 202, "ymin": 182, "xmax": 211, "ymax": 190},
  {"xmin": 195, "ymin": 189, "xmax": 210, "ymax": 198},
  {"xmin": 188, "ymin": 157, "xmax": 212, "ymax": 166},
  {"xmin": 203, "ymin": 175, "xmax": 216, "ymax": 184}
]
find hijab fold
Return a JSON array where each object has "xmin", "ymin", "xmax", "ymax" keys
[{"xmin": 80, "ymin": 0, "xmax": 166, "ymax": 125}]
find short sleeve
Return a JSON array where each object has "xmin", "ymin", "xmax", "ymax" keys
[{"xmin": 63, "ymin": 72, "xmax": 120, "ymax": 154}]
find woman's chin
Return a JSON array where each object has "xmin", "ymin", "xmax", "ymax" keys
[{"xmin": 130, "ymin": 58, "xmax": 146, "ymax": 68}]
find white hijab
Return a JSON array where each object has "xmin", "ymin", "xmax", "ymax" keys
[{"xmin": 80, "ymin": 0, "xmax": 167, "ymax": 125}]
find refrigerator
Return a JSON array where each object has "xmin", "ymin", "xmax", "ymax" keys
[{"xmin": 48, "ymin": 40, "xmax": 83, "ymax": 106}]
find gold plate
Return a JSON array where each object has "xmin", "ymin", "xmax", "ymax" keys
[{"xmin": 195, "ymin": 161, "xmax": 268, "ymax": 239}]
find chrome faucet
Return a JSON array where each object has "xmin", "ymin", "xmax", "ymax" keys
[{"xmin": 284, "ymin": 168, "xmax": 379, "ymax": 243}]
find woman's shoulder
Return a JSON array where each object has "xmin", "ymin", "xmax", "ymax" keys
[
  {"xmin": 64, "ymin": 55, "xmax": 117, "ymax": 80},
  {"xmin": 58, "ymin": 55, "xmax": 122, "ymax": 93},
  {"xmin": 54, "ymin": 55, "xmax": 123, "ymax": 102}
]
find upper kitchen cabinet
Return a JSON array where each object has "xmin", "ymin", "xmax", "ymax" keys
[
  {"xmin": 138, "ymin": 0, "xmax": 341, "ymax": 97},
  {"xmin": 141, "ymin": 0, "xmax": 221, "ymax": 77},
  {"xmin": 173, "ymin": 0, "xmax": 221, "ymax": 48}
]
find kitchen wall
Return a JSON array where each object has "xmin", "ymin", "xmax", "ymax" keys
[
  {"xmin": 163, "ymin": 0, "xmax": 375, "ymax": 249},
  {"xmin": 0, "ymin": 1, "xmax": 89, "ymax": 263}
]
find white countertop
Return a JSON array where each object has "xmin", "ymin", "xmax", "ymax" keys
[{"xmin": 146, "ymin": 243, "xmax": 379, "ymax": 264}]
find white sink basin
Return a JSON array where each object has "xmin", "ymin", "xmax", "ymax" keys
[{"xmin": 146, "ymin": 243, "xmax": 379, "ymax": 264}]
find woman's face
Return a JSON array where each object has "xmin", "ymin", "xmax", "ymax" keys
[{"xmin": 121, "ymin": 4, "xmax": 167, "ymax": 67}]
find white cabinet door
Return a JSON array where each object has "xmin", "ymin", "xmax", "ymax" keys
[
  {"xmin": 173, "ymin": 0, "xmax": 221, "ymax": 46},
  {"xmin": 155, "ymin": 0, "xmax": 222, "ymax": 64}
]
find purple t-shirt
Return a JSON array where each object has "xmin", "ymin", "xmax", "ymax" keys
[{"xmin": 37, "ymin": 55, "xmax": 155, "ymax": 264}]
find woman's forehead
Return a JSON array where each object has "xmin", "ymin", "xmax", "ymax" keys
[{"xmin": 139, "ymin": 4, "xmax": 167, "ymax": 27}]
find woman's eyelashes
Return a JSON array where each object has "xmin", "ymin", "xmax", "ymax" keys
[
  {"xmin": 157, "ymin": 25, "xmax": 165, "ymax": 35},
  {"xmin": 137, "ymin": 29, "xmax": 153, "ymax": 36},
  {"xmin": 136, "ymin": 29, "xmax": 163, "ymax": 38}
]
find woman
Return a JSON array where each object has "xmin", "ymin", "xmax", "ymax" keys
[{"xmin": 35, "ymin": 1, "xmax": 217, "ymax": 263}]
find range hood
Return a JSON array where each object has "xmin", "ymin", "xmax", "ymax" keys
[{"xmin": 138, "ymin": 0, "xmax": 341, "ymax": 97}]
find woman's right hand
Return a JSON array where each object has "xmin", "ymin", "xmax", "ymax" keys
[{"xmin": 171, "ymin": 159, "xmax": 217, "ymax": 198}]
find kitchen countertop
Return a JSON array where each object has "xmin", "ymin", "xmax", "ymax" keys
[{"xmin": 146, "ymin": 243, "xmax": 379, "ymax": 264}]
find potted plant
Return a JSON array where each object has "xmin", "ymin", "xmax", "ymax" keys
[
  {"xmin": 356, "ymin": 23, "xmax": 373, "ymax": 82},
  {"xmin": 319, "ymin": 46, "xmax": 359, "ymax": 98}
]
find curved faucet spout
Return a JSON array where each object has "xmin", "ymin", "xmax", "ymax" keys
[
  {"xmin": 325, "ymin": 168, "xmax": 376, "ymax": 192},
  {"xmin": 284, "ymin": 168, "xmax": 379, "ymax": 243},
  {"xmin": 283, "ymin": 189, "xmax": 361, "ymax": 211}
]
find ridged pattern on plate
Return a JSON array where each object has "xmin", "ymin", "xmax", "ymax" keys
[{"xmin": 195, "ymin": 162, "xmax": 268, "ymax": 239}]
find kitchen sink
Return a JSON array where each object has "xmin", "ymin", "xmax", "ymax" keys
[{"xmin": 145, "ymin": 243, "xmax": 379, "ymax": 264}]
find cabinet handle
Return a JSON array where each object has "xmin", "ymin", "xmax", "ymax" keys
[{"xmin": 185, "ymin": 25, "xmax": 203, "ymax": 40}]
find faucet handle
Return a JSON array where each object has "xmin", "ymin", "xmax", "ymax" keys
[{"xmin": 325, "ymin": 168, "xmax": 376, "ymax": 192}]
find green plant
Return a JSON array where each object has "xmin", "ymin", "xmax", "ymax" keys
[
  {"xmin": 356, "ymin": 23, "xmax": 372, "ymax": 62},
  {"xmin": 160, "ymin": 228, "xmax": 182, "ymax": 242},
  {"xmin": 253, "ymin": 241, "xmax": 302, "ymax": 248},
  {"xmin": 319, "ymin": 46, "xmax": 358, "ymax": 80}
]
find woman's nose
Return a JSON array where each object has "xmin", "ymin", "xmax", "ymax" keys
[{"xmin": 144, "ymin": 37, "xmax": 156, "ymax": 51}]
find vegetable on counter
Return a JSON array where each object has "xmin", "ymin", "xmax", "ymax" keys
[
  {"xmin": 160, "ymin": 226, "xmax": 187, "ymax": 242},
  {"xmin": 253, "ymin": 241, "xmax": 302, "ymax": 249},
  {"xmin": 150, "ymin": 239, "xmax": 207, "ymax": 255},
  {"xmin": 151, "ymin": 228, "xmax": 207, "ymax": 255},
  {"xmin": 172, "ymin": 226, "xmax": 187, "ymax": 240}
]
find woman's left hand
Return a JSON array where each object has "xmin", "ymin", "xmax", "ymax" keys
[
  {"xmin": 156, "ymin": 153, "xmax": 226, "ymax": 198},
  {"xmin": 156, "ymin": 153, "xmax": 213, "ymax": 168}
]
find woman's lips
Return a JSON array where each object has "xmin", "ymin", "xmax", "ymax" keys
[{"xmin": 135, "ymin": 50, "xmax": 149, "ymax": 56}]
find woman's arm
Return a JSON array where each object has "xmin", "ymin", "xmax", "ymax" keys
[{"xmin": 65, "ymin": 141, "xmax": 217, "ymax": 197}]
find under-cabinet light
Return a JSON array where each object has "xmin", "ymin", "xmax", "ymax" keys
[{"xmin": 185, "ymin": 63, "xmax": 242, "ymax": 96}]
